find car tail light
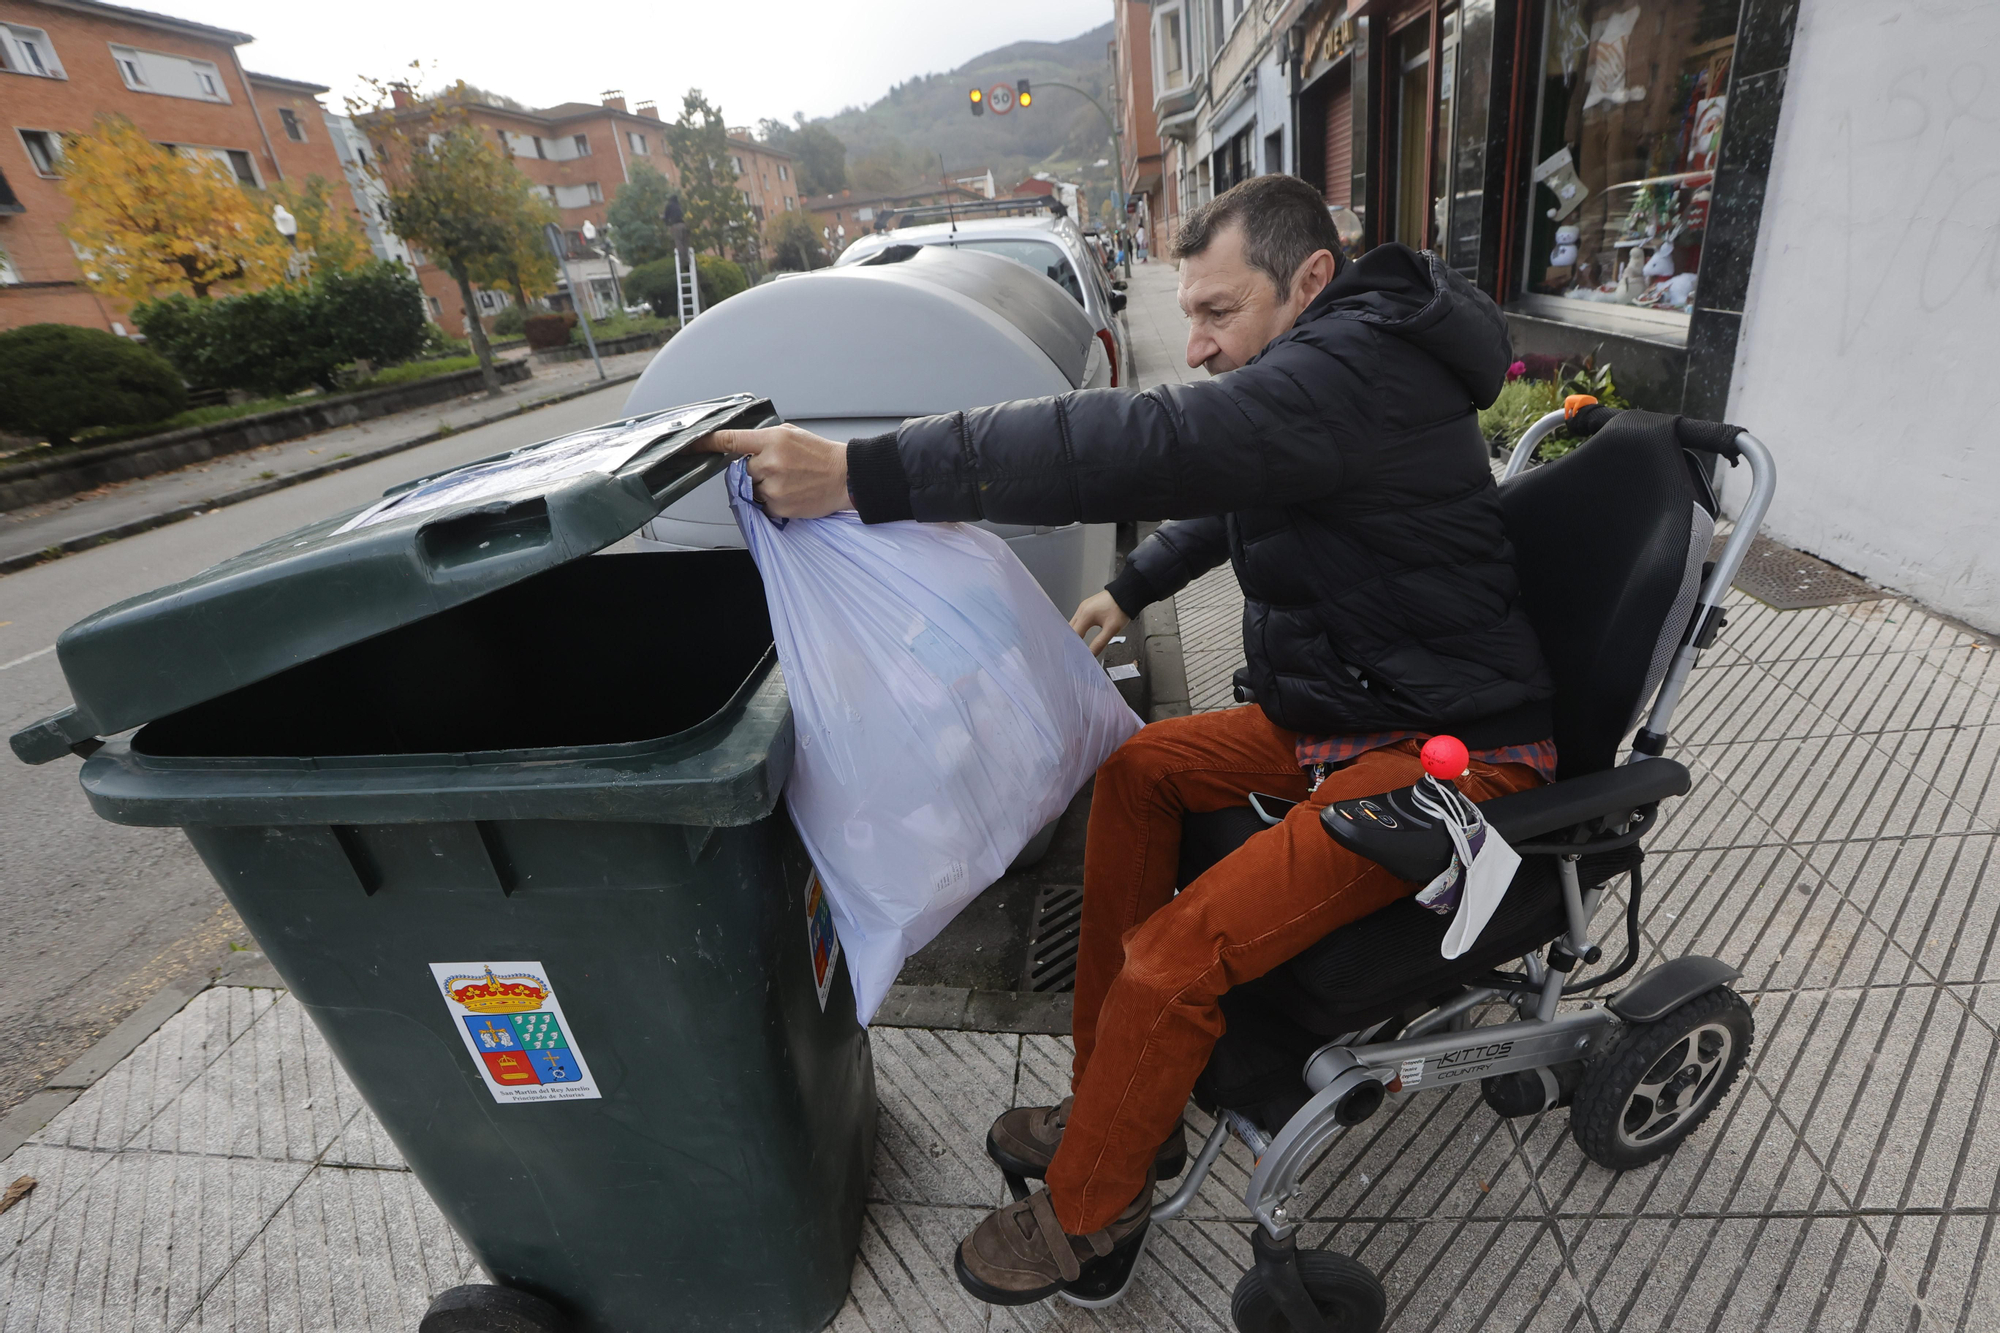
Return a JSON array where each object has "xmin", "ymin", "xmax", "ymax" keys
[{"xmin": 1097, "ymin": 327, "xmax": 1119, "ymax": 387}]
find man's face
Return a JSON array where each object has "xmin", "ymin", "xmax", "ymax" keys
[{"xmin": 1177, "ymin": 222, "xmax": 1329, "ymax": 374}]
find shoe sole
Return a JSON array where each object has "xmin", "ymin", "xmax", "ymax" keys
[{"xmin": 984, "ymin": 1129, "xmax": 1189, "ymax": 1182}]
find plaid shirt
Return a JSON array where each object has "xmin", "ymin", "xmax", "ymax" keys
[{"xmin": 1297, "ymin": 731, "xmax": 1559, "ymax": 790}]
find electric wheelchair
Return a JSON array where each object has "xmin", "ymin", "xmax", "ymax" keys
[{"xmin": 1031, "ymin": 404, "xmax": 1778, "ymax": 1331}]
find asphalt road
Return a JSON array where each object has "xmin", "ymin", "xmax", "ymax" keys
[{"xmin": 0, "ymin": 383, "xmax": 641, "ymax": 1114}]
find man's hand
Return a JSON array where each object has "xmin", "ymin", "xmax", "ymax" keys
[
  {"xmin": 692, "ymin": 424, "xmax": 850, "ymax": 518},
  {"xmin": 1070, "ymin": 590, "xmax": 1131, "ymax": 656}
]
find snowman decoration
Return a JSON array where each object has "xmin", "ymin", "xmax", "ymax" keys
[{"xmin": 1547, "ymin": 224, "xmax": 1581, "ymax": 288}]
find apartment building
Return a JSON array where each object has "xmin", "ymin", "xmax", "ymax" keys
[
  {"xmin": 363, "ymin": 91, "xmax": 796, "ymax": 329},
  {"xmin": 1110, "ymin": 0, "xmax": 1162, "ymax": 243},
  {"xmin": 0, "ymin": 0, "xmax": 362, "ymax": 331}
]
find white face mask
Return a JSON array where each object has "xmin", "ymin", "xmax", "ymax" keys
[{"xmin": 1411, "ymin": 775, "xmax": 1524, "ymax": 959}]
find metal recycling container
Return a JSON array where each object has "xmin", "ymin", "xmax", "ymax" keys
[
  {"xmin": 627, "ymin": 244, "xmax": 1118, "ymax": 617},
  {"xmin": 10, "ymin": 394, "xmax": 876, "ymax": 1333}
]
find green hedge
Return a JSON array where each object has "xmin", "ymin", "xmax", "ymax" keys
[
  {"xmin": 0, "ymin": 325, "xmax": 186, "ymax": 447},
  {"xmin": 136, "ymin": 262, "xmax": 430, "ymax": 398}
]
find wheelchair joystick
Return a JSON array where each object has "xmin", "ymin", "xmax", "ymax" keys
[{"xmin": 1420, "ymin": 734, "xmax": 1469, "ymax": 781}]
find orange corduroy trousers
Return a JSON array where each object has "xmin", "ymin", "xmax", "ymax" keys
[{"xmin": 1042, "ymin": 705, "xmax": 1543, "ymax": 1233}]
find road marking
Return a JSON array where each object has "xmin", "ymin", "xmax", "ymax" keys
[{"xmin": 0, "ymin": 645, "xmax": 54, "ymax": 671}]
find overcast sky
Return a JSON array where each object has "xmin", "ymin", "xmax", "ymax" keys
[{"xmin": 181, "ymin": 0, "xmax": 1110, "ymax": 127}]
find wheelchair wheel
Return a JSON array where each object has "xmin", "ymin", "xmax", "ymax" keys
[
  {"xmin": 1230, "ymin": 1250, "xmax": 1385, "ymax": 1333},
  {"xmin": 1571, "ymin": 986, "xmax": 1751, "ymax": 1171}
]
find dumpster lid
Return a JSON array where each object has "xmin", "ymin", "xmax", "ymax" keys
[{"xmin": 11, "ymin": 394, "xmax": 775, "ymax": 765}]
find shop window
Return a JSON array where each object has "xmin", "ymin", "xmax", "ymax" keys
[
  {"xmin": 1524, "ymin": 0, "xmax": 1736, "ymax": 318},
  {"xmin": 1384, "ymin": 15, "xmax": 1433, "ymax": 251}
]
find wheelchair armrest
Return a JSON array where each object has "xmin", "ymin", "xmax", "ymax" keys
[
  {"xmin": 1319, "ymin": 759, "xmax": 1691, "ymax": 882},
  {"xmin": 1480, "ymin": 760, "xmax": 1691, "ymax": 844}
]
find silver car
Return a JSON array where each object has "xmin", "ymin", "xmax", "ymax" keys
[{"xmin": 836, "ymin": 213, "xmax": 1132, "ymax": 387}]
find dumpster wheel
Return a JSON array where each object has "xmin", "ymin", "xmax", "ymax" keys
[{"xmin": 420, "ymin": 1284, "xmax": 572, "ymax": 1333}]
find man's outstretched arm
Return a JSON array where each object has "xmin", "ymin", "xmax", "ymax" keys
[{"xmin": 696, "ymin": 339, "xmax": 1371, "ymax": 526}]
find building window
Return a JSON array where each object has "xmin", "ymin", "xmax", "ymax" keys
[
  {"xmin": 0, "ymin": 167, "xmax": 21, "ymax": 215},
  {"xmin": 0, "ymin": 243, "xmax": 19, "ymax": 280},
  {"xmin": 279, "ymin": 108, "xmax": 306, "ymax": 142},
  {"xmin": 731, "ymin": 154, "xmax": 742, "ymax": 174},
  {"xmin": 18, "ymin": 129, "xmax": 61, "ymax": 177},
  {"xmin": 573, "ymin": 133, "xmax": 590, "ymax": 156},
  {"xmin": 110, "ymin": 46, "xmax": 228, "ymax": 102},
  {"xmin": 226, "ymin": 150, "xmax": 257, "ymax": 186},
  {"xmin": 1161, "ymin": 10, "xmax": 1184, "ymax": 81},
  {"xmin": 784, "ymin": 195, "xmax": 794, "ymax": 211},
  {"xmin": 1212, "ymin": 126, "xmax": 1251, "ymax": 196},
  {"xmin": 427, "ymin": 295, "xmax": 442, "ymax": 317},
  {"xmin": 778, "ymin": 163, "xmax": 788, "ymax": 181},
  {"xmin": 1524, "ymin": 0, "xmax": 1735, "ymax": 319},
  {"xmin": 1264, "ymin": 127, "xmax": 1284, "ymax": 175},
  {"xmin": 2, "ymin": 24, "xmax": 63, "ymax": 78},
  {"xmin": 586, "ymin": 181, "xmax": 602, "ymax": 202},
  {"xmin": 628, "ymin": 131, "xmax": 647, "ymax": 154}
]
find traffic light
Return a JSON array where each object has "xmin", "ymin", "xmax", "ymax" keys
[
  {"xmin": 1017, "ymin": 79, "xmax": 1031, "ymax": 107},
  {"xmin": 969, "ymin": 87, "xmax": 983, "ymax": 117}
]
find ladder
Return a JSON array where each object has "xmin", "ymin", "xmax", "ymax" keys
[{"xmin": 675, "ymin": 249, "xmax": 701, "ymax": 326}]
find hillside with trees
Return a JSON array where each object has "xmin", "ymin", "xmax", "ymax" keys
[{"xmin": 765, "ymin": 22, "xmax": 1120, "ymax": 216}]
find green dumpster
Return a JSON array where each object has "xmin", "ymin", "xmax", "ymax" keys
[{"xmin": 11, "ymin": 394, "xmax": 877, "ymax": 1333}]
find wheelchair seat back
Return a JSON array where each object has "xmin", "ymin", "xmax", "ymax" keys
[{"xmin": 1499, "ymin": 409, "xmax": 1720, "ymax": 779}]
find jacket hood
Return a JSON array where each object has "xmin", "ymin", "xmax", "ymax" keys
[{"xmin": 1301, "ymin": 243, "xmax": 1515, "ymax": 408}]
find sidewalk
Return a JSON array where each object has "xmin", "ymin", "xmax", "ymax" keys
[
  {"xmin": 4, "ymin": 258, "xmax": 1999, "ymax": 1331},
  {"xmin": 0, "ymin": 350, "xmax": 656, "ymax": 570}
]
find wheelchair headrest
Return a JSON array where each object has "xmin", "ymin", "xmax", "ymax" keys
[{"xmin": 1500, "ymin": 410, "xmax": 1717, "ymax": 779}]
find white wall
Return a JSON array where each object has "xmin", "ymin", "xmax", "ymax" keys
[{"xmin": 1728, "ymin": 0, "xmax": 2000, "ymax": 631}]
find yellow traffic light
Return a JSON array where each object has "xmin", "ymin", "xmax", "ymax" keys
[
  {"xmin": 1019, "ymin": 90, "xmax": 1031, "ymax": 106},
  {"xmin": 970, "ymin": 88, "xmax": 982, "ymax": 102},
  {"xmin": 969, "ymin": 87, "xmax": 983, "ymax": 117}
]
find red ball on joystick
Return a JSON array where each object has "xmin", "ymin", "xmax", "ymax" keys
[{"xmin": 1421, "ymin": 735, "xmax": 1469, "ymax": 781}]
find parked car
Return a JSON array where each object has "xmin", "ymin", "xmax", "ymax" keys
[{"xmin": 836, "ymin": 214, "xmax": 1130, "ymax": 387}]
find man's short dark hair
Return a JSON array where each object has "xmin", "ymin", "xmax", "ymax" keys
[{"xmin": 1173, "ymin": 175, "xmax": 1345, "ymax": 294}]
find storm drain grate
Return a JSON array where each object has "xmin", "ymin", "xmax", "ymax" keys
[
  {"xmin": 1726, "ymin": 534, "xmax": 1890, "ymax": 611},
  {"xmin": 1022, "ymin": 882, "xmax": 1083, "ymax": 992}
]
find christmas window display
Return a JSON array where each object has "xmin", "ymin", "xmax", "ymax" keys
[{"xmin": 1524, "ymin": 0, "xmax": 1736, "ymax": 317}]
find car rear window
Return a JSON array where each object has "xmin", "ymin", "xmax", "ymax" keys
[{"xmin": 948, "ymin": 239, "xmax": 1085, "ymax": 307}]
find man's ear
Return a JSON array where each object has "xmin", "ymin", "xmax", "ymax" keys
[{"xmin": 1292, "ymin": 249, "xmax": 1338, "ymax": 309}]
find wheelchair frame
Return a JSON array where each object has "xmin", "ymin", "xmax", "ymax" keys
[{"xmin": 1061, "ymin": 411, "xmax": 1779, "ymax": 1326}]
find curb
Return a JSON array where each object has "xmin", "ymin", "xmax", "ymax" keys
[
  {"xmin": 0, "ymin": 978, "xmax": 206, "ymax": 1162},
  {"xmin": 0, "ymin": 370, "xmax": 643, "ymax": 578},
  {"xmin": 1142, "ymin": 596, "xmax": 1192, "ymax": 721},
  {"xmin": 873, "ymin": 985, "xmax": 1072, "ymax": 1035}
]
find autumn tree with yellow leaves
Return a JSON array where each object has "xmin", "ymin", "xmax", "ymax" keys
[{"xmin": 57, "ymin": 115, "xmax": 366, "ymax": 301}]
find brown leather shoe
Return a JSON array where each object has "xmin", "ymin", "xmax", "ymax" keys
[
  {"xmin": 953, "ymin": 1171, "xmax": 1154, "ymax": 1306},
  {"xmin": 986, "ymin": 1097, "xmax": 1188, "ymax": 1180}
]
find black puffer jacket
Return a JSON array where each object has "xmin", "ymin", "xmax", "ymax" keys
[{"xmin": 845, "ymin": 244, "xmax": 1554, "ymax": 745}]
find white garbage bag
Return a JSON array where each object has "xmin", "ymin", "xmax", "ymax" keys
[{"xmin": 728, "ymin": 461, "xmax": 1142, "ymax": 1024}]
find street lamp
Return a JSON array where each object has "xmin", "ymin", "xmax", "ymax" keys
[
  {"xmin": 580, "ymin": 219, "xmax": 624, "ymax": 316},
  {"xmin": 271, "ymin": 204, "xmax": 298, "ymax": 248}
]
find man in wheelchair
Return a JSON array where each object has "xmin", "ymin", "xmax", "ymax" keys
[{"xmin": 700, "ymin": 172, "xmax": 1774, "ymax": 1329}]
